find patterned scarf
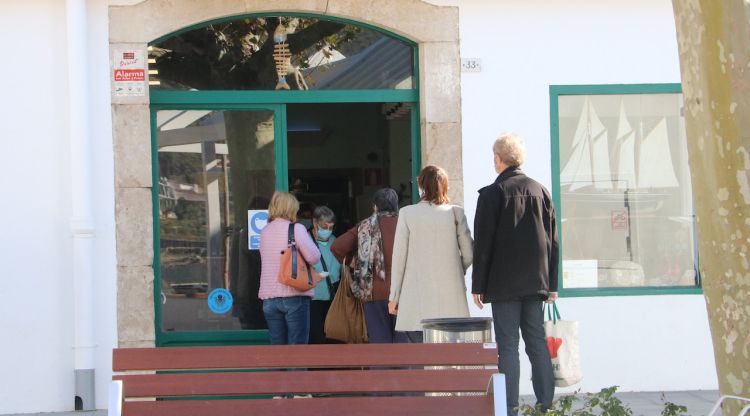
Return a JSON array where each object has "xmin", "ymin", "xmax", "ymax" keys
[{"xmin": 351, "ymin": 212, "xmax": 397, "ymax": 301}]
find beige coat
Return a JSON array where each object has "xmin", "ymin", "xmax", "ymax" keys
[{"xmin": 389, "ymin": 201, "xmax": 474, "ymax": 331}]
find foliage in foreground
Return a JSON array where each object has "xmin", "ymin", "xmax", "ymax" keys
[{"xmin": 517, "ymin": 386, "xmax": 689, "ymax": 416}]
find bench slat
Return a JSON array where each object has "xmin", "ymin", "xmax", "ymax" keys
[
  {"xmin": 122, "ymin": 395, "xmax": 494, "ymax": 416},
  {"xmin": 116, "ymin": 368, "xmax": 497, "ymax": 397},
  {"xmin": 113, "ymin": 343, "xmax": 497, "ymax": 371}
]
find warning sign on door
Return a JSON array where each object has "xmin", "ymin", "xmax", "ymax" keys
[{"xmin": 113, "ymin": 50, "xmax": 146, "ymax": 96}]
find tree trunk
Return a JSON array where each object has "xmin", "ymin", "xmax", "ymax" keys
[{"xmin": 672, "ymin": 2, "xmax": 750, "ymax": 414}]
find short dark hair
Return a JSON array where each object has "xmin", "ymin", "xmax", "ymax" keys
[{"xmin": 372, "ymin": 188, "xmax": 399, "ymax": 213}]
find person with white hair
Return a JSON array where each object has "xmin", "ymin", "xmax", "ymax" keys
[{"xmin": 471, "ymin": 132, "xmax": 559, "ymax": 416}]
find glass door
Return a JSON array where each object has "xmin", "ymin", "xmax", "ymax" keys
[{"xmin": 153, "ymin": 106, "xmax": 285, "ymax": 345}]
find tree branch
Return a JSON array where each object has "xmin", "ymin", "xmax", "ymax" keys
[{"xmin": 288, "ymin": 20, "xmax": 346, "ymax": 54}]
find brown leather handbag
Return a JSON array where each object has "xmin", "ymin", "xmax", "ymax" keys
[
  {"xmin": 278, "ymin": 224, "xmax": 322, "ymax": 291},
  {"xmin": 324, "ymin": 257, "xmax": 368, "ymax": 344}
]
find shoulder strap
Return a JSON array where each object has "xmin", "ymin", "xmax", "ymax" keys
[
  {"xmin": 288, "ymin": 223, "xmax": 298, "ymax": 278},
  {"xmin": 311, "ymin": 232, "xmax": 334, "ymax": 294},
  {"xmin": 310, "ymin": 233, "xmax": 328, "ymax": 272}
]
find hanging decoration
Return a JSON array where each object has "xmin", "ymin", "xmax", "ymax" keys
[{"xmin": 273, "ymin": 24, "xmax": 308, "ymax": 90}]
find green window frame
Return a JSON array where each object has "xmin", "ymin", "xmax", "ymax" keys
[
  {"xmin": 150, "ymin": 13, "xmax": 421, "ymax": 346},
  {"xmin": 550, "ymin": 83, "xmax": 702, "ymax": 297}
]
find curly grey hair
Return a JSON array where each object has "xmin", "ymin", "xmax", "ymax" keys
[
  {"xmin": 493, "ymin": 132, "xmax": 526, "ymax": 167},
  {"xmin": 313, "ymin": 205, "xmax": 336, "ymax": 223}
]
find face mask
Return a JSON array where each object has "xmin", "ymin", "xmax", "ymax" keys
[{"xmin": 316, "ymin": 228, "xmax": 333, "ymax": 240}]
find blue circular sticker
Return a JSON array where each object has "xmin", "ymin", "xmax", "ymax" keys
[
  {"xmin": 207, "ymin": 288, "xmax": 233, "ymax": 314},
  {"xmin": 250, "ymin": 211, "xmax": 269, "ymax": 234}
]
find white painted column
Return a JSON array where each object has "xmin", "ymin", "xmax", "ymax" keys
[{"xmin": 66, "ymin": 0, "xmax": 96, "ymax": 410}]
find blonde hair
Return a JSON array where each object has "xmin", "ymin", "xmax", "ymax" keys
[
  {"xmin": 268, "ymin": 192, "xmax": 299, "ymax": 222},
  {"xmin": 493, "ymin": 132, "xmax": 526, "ymax": 167}
]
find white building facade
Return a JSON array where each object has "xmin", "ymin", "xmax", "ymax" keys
[{"xmin": 0, "ymin": 0, "xmax": 717, "ymax": 413}]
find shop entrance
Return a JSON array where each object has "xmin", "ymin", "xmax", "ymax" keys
[
  {"xmin": 147, "ymin": 13, "xmax": 420, "ymax": 345},
  {"xmin": 153, "ymin": 102, "xmax": 417, "ymax": 344},
  {"xmin": 151, "ymin": 101, "xmax": 419, "ymax": 344}
]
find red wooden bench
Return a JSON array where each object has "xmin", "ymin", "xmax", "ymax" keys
[{"xmin": 109, "ymin": 343, "xmax": 507, "ymax": 415}]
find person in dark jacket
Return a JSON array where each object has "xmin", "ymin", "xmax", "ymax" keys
[
  {"xmin": 331, "ymin": 188, "xmax": 401, "ymax": 343},
  {"xmin": 471, "ymin": 132, "xmax": 559, "ymax": 416}
]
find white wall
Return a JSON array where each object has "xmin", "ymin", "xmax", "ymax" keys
[
  {"xmin": 0, "ymin": 1, "xmax": 118, "ymax": 413},
  {"xmin": 0, "ymin": 1, "xmax": 717, "ymax": 412},
  {"xmin": 89, "ymin": 0, "xmax": 119, "ymax": 411},
  {"xmin": 428, "ymin": 0, "xmax": 718, "ymax": 394},
  {"xmin": 0, "ymin": 1, "xmax": 75, "ymax": 412}
]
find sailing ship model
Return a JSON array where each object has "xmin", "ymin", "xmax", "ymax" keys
[{"xmin": 560, "ymin": 97, "xmax": 679, "ymax": 193}]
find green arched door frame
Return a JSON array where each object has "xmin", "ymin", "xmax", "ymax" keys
[{"xmin": 149, "ymin": 12, "xmax": 421, "ymax": 346}]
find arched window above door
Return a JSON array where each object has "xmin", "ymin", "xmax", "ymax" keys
[{"xmin": 148, "ymin": 15, "xmax": 415, "ymax": 91}]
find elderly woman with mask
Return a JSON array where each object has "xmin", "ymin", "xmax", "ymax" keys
[
  {"xmin": 308, "ymin": 205, "xmax": 341, "ymax": 344},
  {"xmin": 331, "ymin": 188, "xmax": 401, "ymax": 343}
]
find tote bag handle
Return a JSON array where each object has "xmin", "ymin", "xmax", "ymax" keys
[{"xmin": 545, "ymin": 302, "xmax": 561, "ymax": 323}]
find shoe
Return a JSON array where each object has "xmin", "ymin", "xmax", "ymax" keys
[
  {"xmin": 272, "ymin": 395, "xmax": 284, "ymax": 399},
  {"xmin": 293, "ymin": 394, "xmax": 313, "ymax": 399}
]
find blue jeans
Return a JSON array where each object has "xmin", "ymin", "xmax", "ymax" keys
[
  {"xmin": 262, "ymin": 296, "xmax": 311, "ymax": 345},
  {"xmin": 492, "ymin": 296, "xmax": 554, "ymax": 416}
]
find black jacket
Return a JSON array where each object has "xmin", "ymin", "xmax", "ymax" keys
[{"xmin": 471, "ymin": 168, "xmax": 559, "ymax": 301}]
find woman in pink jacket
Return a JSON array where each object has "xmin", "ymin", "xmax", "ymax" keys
[{"xmin": 259, "ymin": 192, "xmax": 321, "ymax": 345}]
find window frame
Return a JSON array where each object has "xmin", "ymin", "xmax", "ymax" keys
[{"xmin": 550, "ymin": 83, "xmax": 702, "ymax": 297}]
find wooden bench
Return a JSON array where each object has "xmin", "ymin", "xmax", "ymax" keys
[{"xmin": 109, "ymin": 343, "xmax": 507, "ymax": 415}]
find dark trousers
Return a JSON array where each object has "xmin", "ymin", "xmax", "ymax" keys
[
  {"xmin": 363, "ymin": 300, "xmax": 422, "ymax": 343},
  {"xmin": 309, "ymin": 300, "xmax": 332, "ymax": 344},
  {"xmin": 491, "ymin": 296, "xmax": 554, "ymax": 416}
]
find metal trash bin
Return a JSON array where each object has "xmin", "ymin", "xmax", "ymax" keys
[
  {"xmin": 421, "ymin": 317, "xmax": 493, "ymax": 344},
  {"xmin": 421, "ymin": 317, "xmax": 494, "ymax": 396}
]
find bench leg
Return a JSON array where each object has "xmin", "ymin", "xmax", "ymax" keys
[
  {"xmin": 108, "ymin": 380, "xmax": 122, "ymax": 416},
  {"xmin": 487, "ymin": 373, "xmax": 507, "ymax": 416}
]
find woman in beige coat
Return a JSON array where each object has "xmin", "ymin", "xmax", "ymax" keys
[{"xmin": 388, "ymin": 165, "xmax": 473, "ymax": 341}]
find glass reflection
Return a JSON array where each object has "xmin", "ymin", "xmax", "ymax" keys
[
  {"xmin": 157, "ymin": 109, "xmax": 275, "ymax": 331},
  {"xmin": 149, "ymin": 16, "xmax": 414, "ymax": 90}
]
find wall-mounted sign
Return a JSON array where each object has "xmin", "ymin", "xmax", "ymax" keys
[
  {"xmin": 248, "ymin": 210, "xmax": 269, "ymax": 250},
  {"xmin": 113, "ymin": 50, "xmax": 146, "ymax": 96},
  {"xmin": 461, "ymin": 58, "xmax": 482, "ymax": 73},
  {"xmin": 207, "ymin": 288, "xmax": 233, "ymax": 314}
]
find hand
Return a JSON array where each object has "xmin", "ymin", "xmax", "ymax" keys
[
  {"xmin": 472, "ymin": 294, "xmax": 484, "ymax": 309},
  {"xmin": 546, "ymin": 292, "xmax": 558, "ymax": 304},
  {"xmin": 388, "ymin": 301, "xmax": 398, "ymax": 315}
]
